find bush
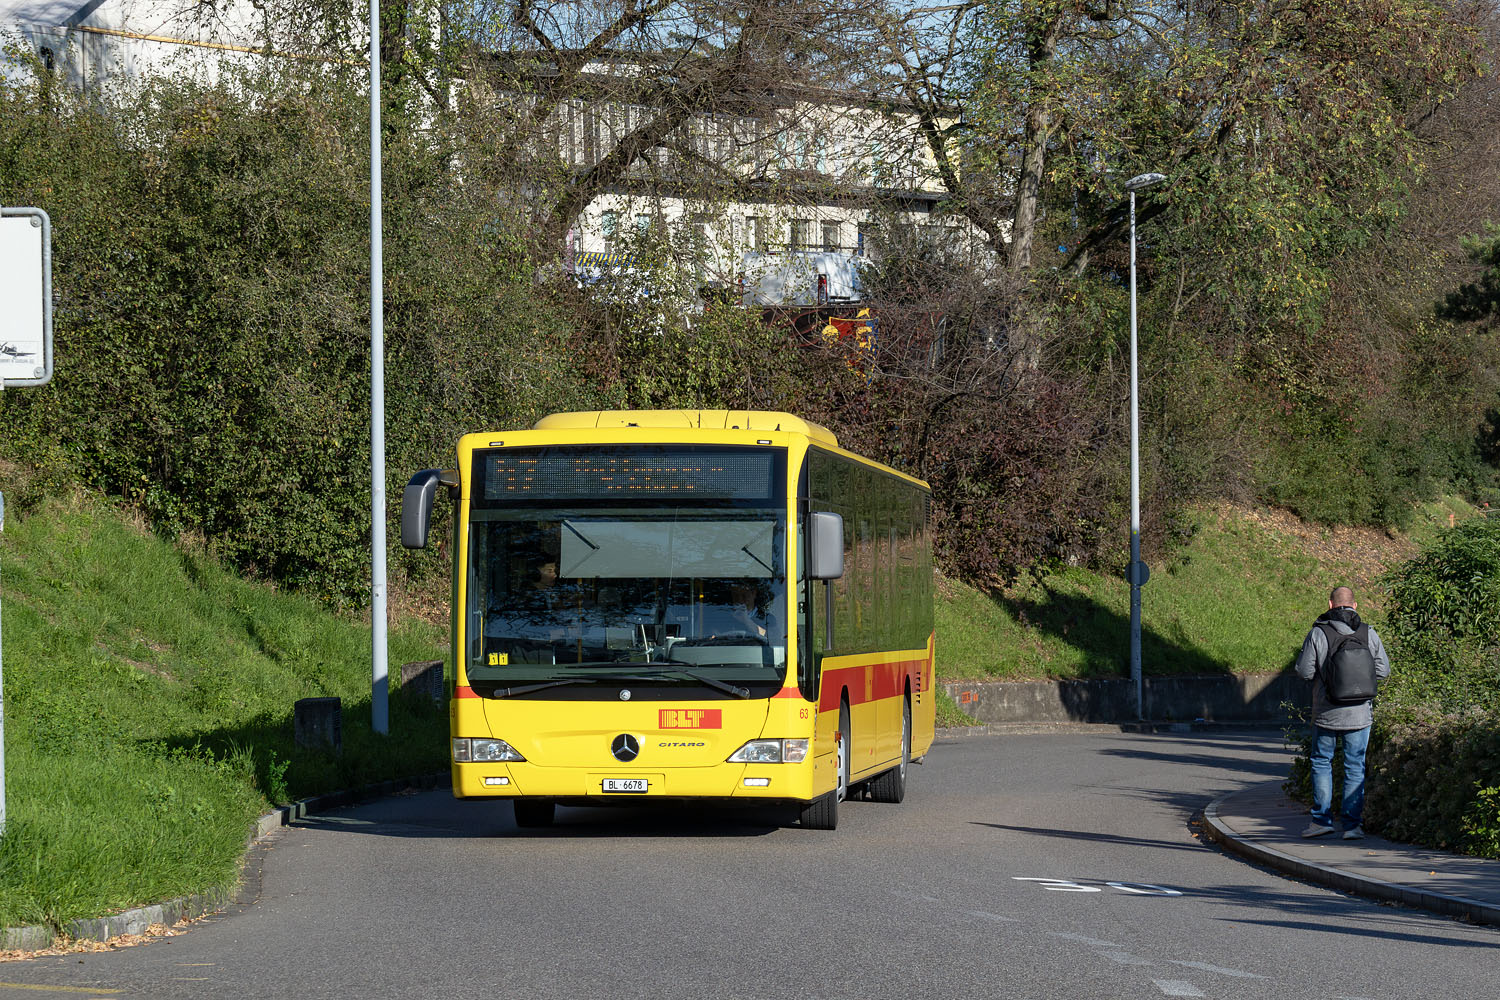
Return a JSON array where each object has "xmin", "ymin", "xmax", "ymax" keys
[
  {"xmin": 1365, "ymin": 707, "xmax": 1500, "ymax": 856},
  {"xmin": 0, "ymin": 62, "xmax": 600, "ymax": 606}
]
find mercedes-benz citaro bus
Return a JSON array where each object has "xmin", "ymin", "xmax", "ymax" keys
[{"xmin": 401, "ymin": 410, "xmax": 935, "ymax": 830}]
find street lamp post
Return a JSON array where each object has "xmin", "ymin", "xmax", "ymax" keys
[
  {"xmin": 369, "ymin": 0, "xmax": 388, "ymax": 735},
  {"xmin": 1124, "ymin": 171, "xmax": 1166, "ymax": 722}
]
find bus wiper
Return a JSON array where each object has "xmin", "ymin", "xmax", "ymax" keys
[
  {"xmin": 642, "ymin": 665, "xmax": 751, "ymax": 699},
  {"xmin": 490, "ymin": 677, "xmax": 602, "ymax": 698}
]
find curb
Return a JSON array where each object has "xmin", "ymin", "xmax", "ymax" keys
[
  {"xmin": 1, "ymin": 771, "xmax": 449, "ymax": 952},
  {"xmin": 936, "ymin": 720, "xmax": 1284, "ymax": 738},
  {"xmin": 1199, "ymin": 792, "xmax": 1500, "ymax": 929}
]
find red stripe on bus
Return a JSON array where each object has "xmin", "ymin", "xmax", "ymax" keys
[
  {"xmin": 456, "ymin": 684, "xmax": 479, "ymax": 698},
  {"xmin": 818, "ymin": 657, "xmax": 927, "ymax": 712}
]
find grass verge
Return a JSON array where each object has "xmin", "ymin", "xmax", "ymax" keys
[
  {"xmin": 935, "ymin": 500, "xmax": 1468, "ymax": 682},
  {"xmin": 0, "ymin": 493, "xmax": 446, "ymax": 930}
]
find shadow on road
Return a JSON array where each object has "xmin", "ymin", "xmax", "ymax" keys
[
  {"xmin": 290, "ymin": 796, "xmax": 789, "ymax": 840},
  {"xmin": 1095, "ymin": 744, "xmax": 1292, "ymax": 781},
  {"xmin": 970, "ymin": 821, "xmax": 1212, "ymax": 854},
  {"xmin": 1198, "ymin": 906, "xmax": 1499, "ymax": 948}
]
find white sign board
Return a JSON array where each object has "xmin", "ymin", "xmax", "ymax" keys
[{"xmin": 0, "ymin": 208, "xmax": 53, "ymax": 386}]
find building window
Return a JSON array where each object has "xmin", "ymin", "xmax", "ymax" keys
[
  {"xmin": 791, "ymin": 218, "xmax": 812, "ymax": 249},
  {"xmin": 583, "ymin": 106, "xmax": 601, "ymax": 164},
  {"xmin": 746, "ymin": 215, "xmax": 766, "ymax": 250},
  {"xmin": 602, "ymin": 210, "xmax": 620, "ymax": 242},
  {"xmin": 821, "ymin": 221, "xmax": 840, "ymax": 251}
]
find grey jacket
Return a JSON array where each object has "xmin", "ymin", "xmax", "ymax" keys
[{"xmin": 1294, "ymin": 610, "xmax": 1391, "ymax": 730}]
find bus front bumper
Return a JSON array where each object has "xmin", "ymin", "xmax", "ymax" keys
[{"xmin": 451, "ymin": 758, "xmax": 828, "ymax": 803}]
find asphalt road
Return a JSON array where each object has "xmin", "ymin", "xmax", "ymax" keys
[{"xmin": 4, "ymin": 729, "xmax": 1496, "ymax": 999}]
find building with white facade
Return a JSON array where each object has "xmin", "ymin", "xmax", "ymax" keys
[
  {"xmin": 474, "ymin": 56, "xmax": 973, "ymax": 308},
  {"xmin": 2, "ymin": 14, "xmax": 976, "ymax": 310},
  {"xmin": 1, "ymin": 0, "xmax": 292, "ymax": 92}
]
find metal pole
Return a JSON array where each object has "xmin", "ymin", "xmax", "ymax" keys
[
  {"xmin": 1129, "ymin": 189, "xmax": 1142, "ymax": 722},
  {"xmin": 1, "ymin": 472, "xmax": 6, "ymax": 838},
  {"xmin": 370, "ymin": 0, "xmax": 388, "ymax": 735}
]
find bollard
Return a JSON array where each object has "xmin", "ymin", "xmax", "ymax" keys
[
  {"xmin": 294, "ymin": 696, "xmax": 342, "ymax": 754},
  {"xmin": 399, "ymin": 660, "xmax": 445, "ymax": 704}
]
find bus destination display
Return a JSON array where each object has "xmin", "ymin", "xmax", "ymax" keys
[{"xmin": 481, "ymin": 446, "xmax": 775, "ymax": 502}]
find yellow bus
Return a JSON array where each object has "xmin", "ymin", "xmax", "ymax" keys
[{"xmin": 401, "ymin": 409, "xmax": 935, "ymax": 830}]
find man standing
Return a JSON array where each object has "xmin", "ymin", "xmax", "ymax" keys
[{"xmin": 1294, "ymin": 586, "xmax": 1391, "ymax": 840}]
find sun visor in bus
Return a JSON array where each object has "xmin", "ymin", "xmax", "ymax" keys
[{"xmin": 558, "ymin": 519, "xmax": 778, "ymax": 579}]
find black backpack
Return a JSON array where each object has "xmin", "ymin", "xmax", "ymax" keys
[{"xmin": 1316, "ymin": 623, "xmax": 1379, "ymax": 704}]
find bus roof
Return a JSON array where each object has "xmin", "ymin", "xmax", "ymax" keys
[{"xmin": 533, "ymin": 410, "xmax": 840, "ymax": 448}]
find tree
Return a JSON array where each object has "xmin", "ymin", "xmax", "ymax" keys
[
  {"xmin": 883, "ymin": 0, "xmax": 1483, "ymax": 295},
  {"xmin": 1441, "ymin": 225, "xmax": 1500, "ymax": 332},
  {"xmin": 429, "ymin": 0, "xmax": 893, "ymax": 251}
]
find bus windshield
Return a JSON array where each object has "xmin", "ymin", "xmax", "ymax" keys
[{"xmin": 465, "ymin": 510, "xmax": 788, "ymax": 696}]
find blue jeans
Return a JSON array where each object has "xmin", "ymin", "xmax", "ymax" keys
[{"xmin": 1310, "ymin": 725, "xmax": 1371, "ymax": 827}]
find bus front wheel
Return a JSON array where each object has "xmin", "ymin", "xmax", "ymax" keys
[{"xmin": 800, "ymin": 701, "xmax": 849, "ymax": 830}]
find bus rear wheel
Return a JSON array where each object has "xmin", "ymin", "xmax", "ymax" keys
[
  {"xmin": 868, "ymin": 695, "xmax": 910, "ymax": 804},
  {"xmin": 513, "ymin": 798, "xmax": 555, "ymax": 828},
  {"xmin": 800, "ymin": 701, "xmax": 849, "ymax": 830}
]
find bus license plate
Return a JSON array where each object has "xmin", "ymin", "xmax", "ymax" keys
[{"xmin": 602, "ymin": 778, "xmax": 648, "ymax": 793}]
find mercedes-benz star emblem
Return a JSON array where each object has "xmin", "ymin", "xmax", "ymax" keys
[{"xmin": 611, "ymin": 734, "xmax": 640, "ymax": 762}]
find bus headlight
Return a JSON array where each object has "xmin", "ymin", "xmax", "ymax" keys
[
  {"xmin": 728, "ymin": 738, "xmax": 809, "ymax": 764},
  {"xmin": 453, "ymin": 738, "xmax": 525, "ymax": 763}
]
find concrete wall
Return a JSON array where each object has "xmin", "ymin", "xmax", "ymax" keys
[{"xmin": 942, "ymin": 673, "xmax": 1311, "ymax": 725}]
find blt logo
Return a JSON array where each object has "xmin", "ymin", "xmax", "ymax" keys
[{"xmin": 659, "ymin": 709, "xmax": 722, "ymax": 729}]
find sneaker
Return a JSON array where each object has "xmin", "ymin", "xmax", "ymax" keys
[
  {"xmin": 1342, "ymin": 826, "xmax": 1365, "ymax": 840},
  {"xmin": 1301, "ymin": 822, "xmax": 1336, "ymax": 838}
]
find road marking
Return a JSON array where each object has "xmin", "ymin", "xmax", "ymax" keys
[
  {"xmin": 1152, "ymin": 981, "xmax": 1206, "ymax": 997},
  {"xmin": 1106, "ymin": 881, "xmax": 1183, "ymax": 896},
  {"xmin": 965, "ymin": 910, "xmax": 1020, "ymax": 923},
  {"xmin": 1012, "ymin": 877, "xmax": 1100, "ymax": 892},
  {"xmin": 1171, "ymin": 960, "xmax": 1266, "ymax": 980},
  {"xmin": 1014, "ymin": 877, "xmax": 1184, "ymax": 896},
  {"xmin": 1049, "ymin": 932, "xmax": 1120, "ymax": 948},
  {"xmin": 0, "ymin": 985, "xmax": 122, "ymax": 995},
  {"xmin": 1100, "ymin": 951, "xmax": 1154, "ymax": 966}
]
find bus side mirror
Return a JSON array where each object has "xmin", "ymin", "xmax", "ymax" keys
[
  {"xmin": 401, "ymin": 469, "xmax": 457, "ymax": 549},
  {"xmin": 807, "ymin": 511, "xmax": 844, "ymax": 580}
]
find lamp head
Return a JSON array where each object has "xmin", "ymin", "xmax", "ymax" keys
[{"xmin": 1125, "ymin": 172, "xmax": 1168, "ymax": 192}]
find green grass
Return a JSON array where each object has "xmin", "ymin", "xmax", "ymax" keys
[
  {"xmin": 935, "ymin": 501, "xmax": 1467, "ymax": 682},
  {"xmin": 0, "ymin": 494, "xmax": 446, "ymax": 930}
]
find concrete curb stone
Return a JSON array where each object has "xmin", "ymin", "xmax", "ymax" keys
[
  {"xmin": 1199, "ymin": 790, "xmax": 1500, "ymax": 929},
  {"xmin": 1, "ymin": 771, "xmax": 448, "ymax": 952}
]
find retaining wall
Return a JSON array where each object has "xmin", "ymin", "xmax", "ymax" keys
[{"xmin": 942, "ymin": 673, "xmax": 1310, "ymax": 725}]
